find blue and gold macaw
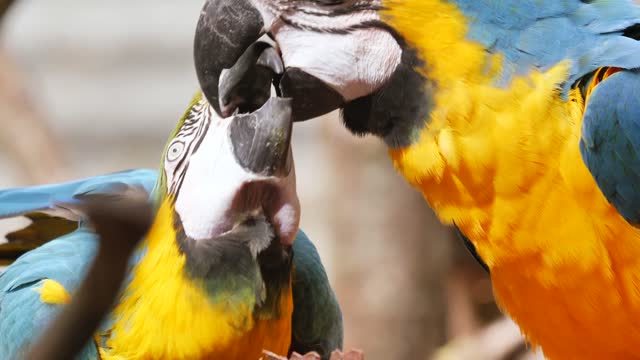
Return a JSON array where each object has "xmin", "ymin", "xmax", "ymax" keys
[
  {"xmin": 193, "ymin": 0, "xmax": 640, "ymax": 358},
  {"xmin": 0, "ymin": 93, "xmax": 342, "ymax": 359}
]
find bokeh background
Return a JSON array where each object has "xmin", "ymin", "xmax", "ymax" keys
[{"xmin": 0, "ymin": 1, "xmax": 543, "ymax": 359}]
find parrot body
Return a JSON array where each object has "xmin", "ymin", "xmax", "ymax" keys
[
  {"xmin": 382, "ymin": 1, "xmax": 640, "ymax": 359},
  {"xmin": 0, "ymin": 93, "xmax": 342, "ymax": 359},
  {"xmin": 192, "ymin": 0, "xmax": 640, "ymax": 358},
  {"xmin": 99, "ymin": 197, "xmax": 294, "ymax": 360}
]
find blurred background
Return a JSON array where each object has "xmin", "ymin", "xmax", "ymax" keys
[{"xmin": 0, "ymin": 1, "xmax": 543, "ymax": 359}]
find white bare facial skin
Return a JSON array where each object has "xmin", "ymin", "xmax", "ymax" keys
[
  {"xmin": 273, "ymin": 27, "xmax": 401, "ymax": 101},
  {"xmin": 251, "ymin": 0, "xmax": 402, "ymax": 101}
]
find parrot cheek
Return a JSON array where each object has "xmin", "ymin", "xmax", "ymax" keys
[{"xmin": 274, "ymin": 25, "xmax": 402, "ymax": 103}]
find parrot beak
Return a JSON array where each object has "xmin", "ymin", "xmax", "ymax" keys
[
  {"xmin": 193, "ymin": 0, "xmax": 347, "ymax": 121},
  {"xmin": 228, "ymin": 96, "xmax": 292, "ymax": 178},
  {"xmin": 227, "ymin": 96, "xmax": 299, "ymax": 246},
  {"xmin": 193, "ymin": 0, "xmax": 266, "ymax": 116},
  {"xmin": 217, "ymin": 40, "xmax": 284, "ymax": 117}
]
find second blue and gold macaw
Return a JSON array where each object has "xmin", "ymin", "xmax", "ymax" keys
[
  {"xmin": 0, "ymin": 92, "xmax": 342, "ymax": 359},
  {"xmin": 193, "ymin": 0, "xmax": 640, "ymax": 358}
]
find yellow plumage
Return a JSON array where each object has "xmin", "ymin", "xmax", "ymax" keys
[
  {"xmin": 100, "ymin": 198, "xmax": 292, "ymax": 360},
  {"xmin": 38, "ymin": 279, "xmax": 71, "ymax": 305},
  {"xmin": 383, "ymin": 1, "xmax": 640, "ymax": 358}
]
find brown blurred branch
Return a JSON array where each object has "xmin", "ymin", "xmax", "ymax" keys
[
  {"xmin": 0, "ymin": 0, "xmax": 16, "ymax": 21},
  {"xmin": 262, "ymin": 349, "xmax": 365, "ymax": 360},
  {"xmin": 24, "ymin": 193, "xmax": 152, "ymax": 360},
  {"xmin": 0, "ymin": 50, "xmax": 67, "ymax": 184},
  {"xmin": 0, "ymin": 0, "xmax": 67, "ymax": 184}
]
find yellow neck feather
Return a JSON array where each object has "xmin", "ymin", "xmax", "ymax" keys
[
  {"xmin": 381, "ymin": 0, "xmax": 604, "ymax": 266},
  {"xmin": 383, "ymin": 0, "xmax": 497, "ymax": 86},
  {"xmin": 101, "ymin": 199, "xmax": 258, "ymax": 359}
]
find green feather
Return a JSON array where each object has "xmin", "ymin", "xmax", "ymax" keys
[{"xmin": 290, "ymin": 231, "xmax": 343, "ymax": 359}]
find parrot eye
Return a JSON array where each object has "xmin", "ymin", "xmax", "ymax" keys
[{"xmin": 167, "ymin": 141, "xmax": 186, "ymax": 162}]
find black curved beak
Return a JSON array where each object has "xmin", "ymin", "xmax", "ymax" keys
[
  {"xmin": 229, "ymin": 97, "xmax": 293, "ymax": 178},
  {"xmin": 218, "ymin": 41, "xmax": 284, "ymax": 117},
  {"xmin": 194, "ymin": 0, "xmax": 266, "ymax": 115},
  {"xmin": 193, "ymin": 0, "xmax": 346, "ymax": 121},
  {"xmin": 225, "ymin": 96, "xmax": 299, "ymax": 247}
]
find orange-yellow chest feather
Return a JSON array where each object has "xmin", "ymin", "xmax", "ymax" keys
[
  {"xmin": 384, "ymin": 1, "xmax": 640, "ymax": 359},
  {"xmin": 99, "ymin": 200, "xmax": 293, "ymax": 360}
]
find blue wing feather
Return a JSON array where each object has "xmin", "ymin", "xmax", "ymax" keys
[
  {"xmin": 0, "ymin": 168, "xmax": 158, "ymax": 220},
  {"xmin": 580, "ymin": 70, "xmax": 640, "ymax": 225},
  {"xmin": 452, "ymin": 0, "xmax": 640, "ymax": 94},
  {"xmin": 0, "ymin": 169, "xmax": 159, "ymax": 358},
  {"xmin": 0, "ymin": 230, "xmax": 99, "ymax": 358}
]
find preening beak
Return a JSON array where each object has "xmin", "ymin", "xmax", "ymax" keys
[
  {"xmin": 194, "ymin": 0, "xmax": 265, "ymax": 115},
  {"xmin": 193, "ymin": 0, "xmax": 359, "ymax": 121},
  {"xmin": 194, "ymin": 0, "xmax": 433, "ymax": 149}
]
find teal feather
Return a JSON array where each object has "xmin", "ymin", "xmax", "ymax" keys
[{"xmin": 290, "ymin": 230, "xmax": 343, "ymax": 359}]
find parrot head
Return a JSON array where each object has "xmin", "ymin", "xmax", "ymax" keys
[
  {"xmin": 157, "ymin": 92, "xmax": 299, "ymax": 271},
  {"xmin": 193, "ymin": 0, "xmax": 432, "ymax": 148}
]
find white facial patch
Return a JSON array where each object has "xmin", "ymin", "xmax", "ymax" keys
[
  {"xmin": 172, "ymin": 114, "xmax": 255, "ymax": 240},
  {"xmin": 167, "ymin": 99, "xmax": 299, "ymax": 245},
  {"xmin": 273, "ymin": 26, "xmax": 402, "ymax": 101},
  {"xmin": 250, "ymin": 0, "xmax": 401, "ymax": 102}
]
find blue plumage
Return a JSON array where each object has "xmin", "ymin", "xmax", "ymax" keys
[
  {"xmin": 453, "ymin": 0, "xmax": 640, "ymax": 94},
  {"xmin": 0, "ymin": 231, "xmax": 100, "ymax": 358},
  {"xmin": 580, "ymin": 70, "xmax": 640, "ymax": 225},
  {"xmin": 449, "ymin": 0, "xmax": 640, "ymax": 224},
  {"xmin": 0, "ymin": 168, "xmax": 158, "ymax": 220},
  {"xmin": 0, "ymin": 169, "xmax": 159, "ymax": 358}
]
